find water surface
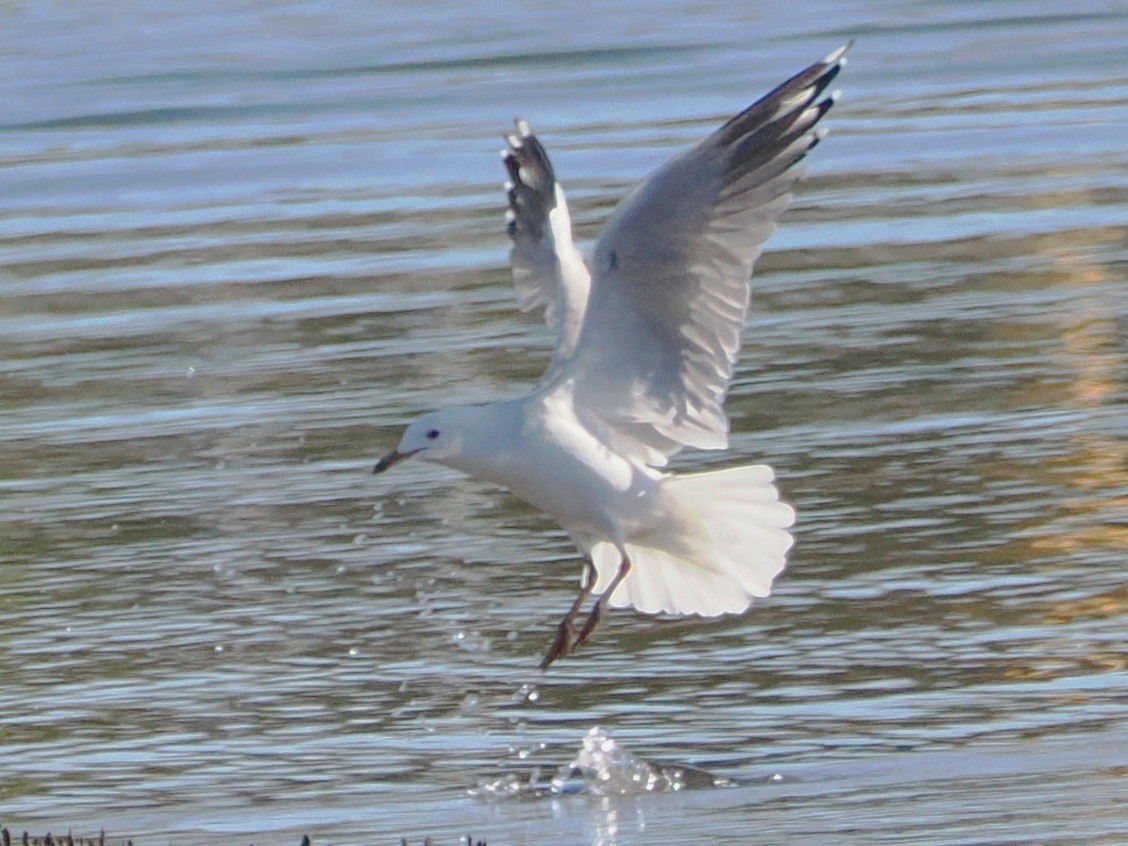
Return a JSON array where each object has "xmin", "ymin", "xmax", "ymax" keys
[{"xmin": 2, "ymin": 1, "xmax": 1126, "ymax": 843}]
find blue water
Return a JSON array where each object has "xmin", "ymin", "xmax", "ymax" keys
[{"xmin": 2, "ymin": 1, "xmax": 1127, "ymax": 844}]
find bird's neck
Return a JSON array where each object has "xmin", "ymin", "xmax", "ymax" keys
[{"xmin": 437, "ymin": 400, "xmax": 524, "ymax": 485}]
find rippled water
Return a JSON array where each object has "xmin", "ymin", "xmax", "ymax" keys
[{"xmin": 2, "ymin": 1, "xmax": 1127, "ymax": 844}]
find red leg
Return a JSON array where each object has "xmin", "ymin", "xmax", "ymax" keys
[
  {"xmin": 574, "ymin": 553, "xmax": 631, "ymax": 650},
  {"xmin": 540, "ymin": 560, "xmax": 597, "ymax": 670}
]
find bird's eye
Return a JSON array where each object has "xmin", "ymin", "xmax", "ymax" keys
[{"xmin": 426, "ymin": 429, "xmax": 440, "ymax": 440}]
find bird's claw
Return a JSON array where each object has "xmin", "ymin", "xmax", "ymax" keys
[
  {"xmin": 541, "ymin": 600, "xmax": 605, "ymax": 669},
  {"xmin": 540, "ymin": 617, "xmax": 576, "ymax": 669}
]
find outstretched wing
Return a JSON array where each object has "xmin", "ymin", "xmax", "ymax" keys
[
  {"xmin": 502, "ymin": 121, "xmax": 591, "ymax": 363},
  {"xmin": 549, "ymin": 45, "xmax": 847, "ymax": 464}
]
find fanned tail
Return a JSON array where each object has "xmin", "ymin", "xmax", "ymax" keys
[{"xmin": 589, "ymin": 464, "xmax": 795, "ymax": 616}]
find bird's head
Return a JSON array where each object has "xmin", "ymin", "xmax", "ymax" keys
[{"xmin": 372, "ymin": 409, "xmax": 466, "ymax": 474}]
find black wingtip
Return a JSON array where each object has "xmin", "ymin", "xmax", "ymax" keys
[{"xmin": 707, "ymin": 44, "xmax": 848, "ymax": 154}]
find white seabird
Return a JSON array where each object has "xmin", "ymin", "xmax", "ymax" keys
[{"xmin": 375, "ymin": 46, "xmax": 847, "ymax": 668}]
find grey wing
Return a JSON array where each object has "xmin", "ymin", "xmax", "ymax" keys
[
  {"xmin": 503, "ymin": 121, "xmax": 591, "ymax": 363},
  {"xmin": 553, "ymin": 45, "xmax": 847, "ymax": 463}
]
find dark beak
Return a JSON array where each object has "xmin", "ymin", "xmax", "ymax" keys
[{"xmin": 372, "ymin": 448, "xmax": 418, "ymax": 475}]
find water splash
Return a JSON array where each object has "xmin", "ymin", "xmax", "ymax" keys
[
  {"xmin": 471, "ymin": 726, "xmax": 733, "ymax": 800},
  {"xmin": 556, "ymin": 727, "xmax": 735, "ymax": 795}
]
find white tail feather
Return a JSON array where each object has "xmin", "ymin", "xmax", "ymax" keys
[{"xmin": 589, "ymin": 464, "xmax": 795, "ymax": 616}]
